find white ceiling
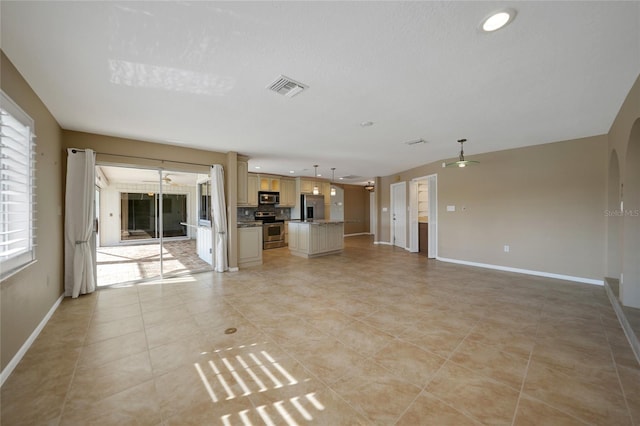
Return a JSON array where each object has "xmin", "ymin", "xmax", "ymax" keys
[
  {"xmin": 98, "ymin": 166, "xmax": 200, "ymax": 186},
  {"xmin": 2, "ymin": 1, "xmax": 639, "ymax": 183}
]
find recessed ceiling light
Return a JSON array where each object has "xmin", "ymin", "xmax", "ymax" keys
[
  {"xmin": 289, "ymin": 170, "xmax": 295, "ymax": 174},
  {"xmin": 317, "ymin": 174, "xmax": 322, "ymax": 177},
  {"xmin": 481, "ymin": 9, "xmax": 516, "ymax": 32},
  {"xmin": 339, "ymin": 177, "xmax": 344, "ymax": 180},
  {"xmin": 254, "ymin": 166, "xmax": 261, "ymax": 169},
  {"xmin": 360, "ymin": 121, "xmax": 374, "ymax": 127}
]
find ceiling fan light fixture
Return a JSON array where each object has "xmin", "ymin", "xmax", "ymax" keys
[
  {"xmin": 443, "ymin": 139, "xmax": 479, "ymax": 168},
  {"xmin": 364, "ymin": 181, "xmax": 375, "ymax": 192}
]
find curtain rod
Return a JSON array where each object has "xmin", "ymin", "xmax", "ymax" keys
[{"xmin": 69, "ymin": 149, "xmax": 213, "ymax": 168}]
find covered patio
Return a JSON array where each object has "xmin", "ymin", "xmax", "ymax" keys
[{"xmin": 96, "ymin": 239, "xmax": 212, "ymax": 287}]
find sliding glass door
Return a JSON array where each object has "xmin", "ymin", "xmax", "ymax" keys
[
  {"xmin": 95, "ymin": 165, "xmax": 211, "ymax": 287},
  {"xmin": 120, "ymin": 193, "xmax": 187, "ymax": 240}
]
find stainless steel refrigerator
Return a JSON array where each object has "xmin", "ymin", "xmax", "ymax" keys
[{"xmin": 300, "ymin": 194, "xmax": 325, "ymax": 221}]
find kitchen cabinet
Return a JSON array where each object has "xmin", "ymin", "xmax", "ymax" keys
[
  {"xmin": 247, "ymin": 174, "xmax": 258, "ymax": 206},
  {"xmin": 322, "ymin": 182, "xmax": 331, "ymax": 199},
  {"xmin": 279, "ymin": 178, "xmax": 296, "ymax": 207},
  {"xmin": 288, "ymin": 221, "xmax": 344, "ymax": 258},
  {"xmin": 260, "ymin": 175, "xmax": 280, "ymax": 192},
  {"xmin": 238, "ymin": 158, "xmax": 258, "ymax": 207},
  {"xmin": 284, "ymin": 220, "xmax": 289, "ymax": 245},
  {"xmin": 237, "ymin": 159, "xmax": 249, "ymax": 205},
  {"xmin": 300, "ymin": 179, "xmax": 314, "ymax": 194},
  {"xmin": 238, "ymin": 226, "xmax": 262, "ymax": 267},
  {"xmin": 299, "ymin": 178, "xmax": 331, "ymax": 196}
]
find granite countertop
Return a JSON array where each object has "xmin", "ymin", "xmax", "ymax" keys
[
  {"xmin": 237, "ymin": 221, "xmax": 263, "ymax": 228},
  {"xmin": 288, "ymin": 220, "xmax": 345, "ymax": 225}
]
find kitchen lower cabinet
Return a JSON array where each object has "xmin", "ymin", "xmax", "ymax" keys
[
  {"xmin": 238, "ymin": 226, "xmax": 262, "ymax": 267},
  {"xmin": 288, "ymin": 221, "xmax": 343, "ymax": 258}
]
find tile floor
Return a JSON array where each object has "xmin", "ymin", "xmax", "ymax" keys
[
  {"xmin": 2, "ymin": 236, "xmax": 639, "ymax": 425},
  {"xmin": 97, "ymin": 239, "xmax": 212, "ymax": 286}
]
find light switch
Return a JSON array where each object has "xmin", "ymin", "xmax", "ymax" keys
[
  {"xmin": 447, "ymin": 205, "xmax": 455, "ymax": 212},
  {"xmin": 382, "ymin": 207, "xmax": 388, "ymax": 212}
]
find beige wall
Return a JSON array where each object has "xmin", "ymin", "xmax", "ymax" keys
[
  {"xmin": 378, "ymin": 135, "xmax": 608, "ymax": 281},
  {"xmin": 344, "ymin": 184, "xmax": 370, "ymax": 235},
  {"xmin": 608, "ymin": 72, "xmax": 640, "ymax": 307},
  {"xmin": 1, "ymin": 52, "xmax": 64, "ymax": 371}
]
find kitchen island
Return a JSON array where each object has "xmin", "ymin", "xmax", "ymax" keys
[{"xmin": 288, "ymin": 220, "xmax": 344, "ymax": 258}]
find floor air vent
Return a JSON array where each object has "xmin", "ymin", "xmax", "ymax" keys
[{"xmin": 267, "ymin": 75, "xmax": 308, "ymax": 98}]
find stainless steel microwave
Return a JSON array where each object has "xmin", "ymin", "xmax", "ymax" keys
[{"xmin": 258, "ymin": 191, "xmax": 280, "ymax": 205}]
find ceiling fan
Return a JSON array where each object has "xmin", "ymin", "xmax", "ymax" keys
[
  {"xmin": 442, "ymin": 139, "xmax": 479, "ymax": 168},
  {"xmin": 143, "ymin": 173, "xmax": 175, "ymax": 184}
]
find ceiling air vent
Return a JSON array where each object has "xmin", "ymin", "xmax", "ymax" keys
[
  {"xmin": 404, "ymin": 138, "xmax": 427, "ymax": 146},
  {"xmin": 267, "ymin": 75, "xmax": 308, "ymax": 98}
]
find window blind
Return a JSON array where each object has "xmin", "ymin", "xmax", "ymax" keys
[{"xmin": 0, "ymin": 91, "xmax": 37, "ymax": 279}]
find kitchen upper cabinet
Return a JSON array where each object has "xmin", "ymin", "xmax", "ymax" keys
[
  {"xmin": 279, "ymin": 178, "xmax": 296, "ymax": 207},
  {"xmin": 247, "ymin": 174, "xmax": 258, "ymax": 206},
  {"xmin": 300, "ymin": 179, "xmax": 314, "ymax": 194},
  {"xmin": 260, "ymin": 175, "xmax": 280, "ymax": 192},
  {"xmin": 322, "ymin": 182, "xmax": 331, "ymax": 200},
  {"xmin": 299, "ymin": 178, "xmax": 331, "ymax": 196},
  {"xmin": 237, "ymin": 159, "xmax": 250, "ymax": 206}
]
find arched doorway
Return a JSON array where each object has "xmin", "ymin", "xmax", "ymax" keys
[
  {"xmin": 606, "ymin": 150, "xmax": 621, "ymax": 285},
  {"xmin": 622, "ymin": 119, "xmax": 640, "ymax": 309}
]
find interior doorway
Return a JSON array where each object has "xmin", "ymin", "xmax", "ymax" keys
[
  {"xmin": 409, "ymin": 174, "xmax": 437, "ymax": 258},
  {"xmin": 94, "ymin": 165, "xmax": 211, "ymax": 287}
]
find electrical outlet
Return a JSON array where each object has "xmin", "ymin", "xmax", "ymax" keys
[{"xmin": 504, "ymin": 245, "xmax": 510, "ymax": 253}]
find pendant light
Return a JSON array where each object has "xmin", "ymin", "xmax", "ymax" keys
[
  {"xmin": 330, "ymin": 168, "xmax": 336, "ymax": 196},
  {"xmin": 443, "ymin": 139, "xmax": 479, "ymax": 168},
  {"xmin": 312, "ymin": 165, "xmax": 319, "ymax": 195},
  {"xmin": 364, "ymin": 181, "xmax": 375, "ymax": 192}
]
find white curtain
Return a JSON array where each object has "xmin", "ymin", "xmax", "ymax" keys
[
  {"xmin": 211, "ymin": 165, "xmax": 228, "ymax": 272},
  {"xmin": 64, "ymin": 148, "xmax": 96, "ymax": 298}
]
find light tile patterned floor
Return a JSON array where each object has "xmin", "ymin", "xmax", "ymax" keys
[
  {"xmin": 97, "ymin": 239, "xmax": 212, "ymax": 286},
  {"xmin": 2, "ymin": 236, "xmax": 638, "ymax": 425}
]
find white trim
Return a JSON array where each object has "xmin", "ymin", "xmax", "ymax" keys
[
  {"xmin": 228, "ymin": 267, "xmax": 239, "ymax": 272},
  {"xmin": 436, "ymin": 256, "xmax": 604, "ymax": 286},
  {"xmin": 344, "ymin": 232, "xmax": 370, "ymax": 237},
  {"xmin": 1, "ymin": 294, "xmax": 64, "ymax": 387},
  {"xmin": 604, "ymin": 279, "xmax": 640, "ymax": 365},
  {"xmin": 374, "ymin": 241, "xmax": 392, "ymax": 245}
]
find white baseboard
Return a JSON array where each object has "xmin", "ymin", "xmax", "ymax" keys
[
  {"xmin": 228, "ymin": 267, "xmax": 239, "ymax": 272},
  {"xmin": 436, "ymin": 257, "xmax": 604, "ymax": 286},
  {"xmin": 374, "ymin": 241, "xmax": 392, "ymax": 245},
  {"xmin": 344, "ymin": 233, "xmax": 371, "ymax": 237},
  {"xmin": 1, "ymin": 294, "xmax": 64, "ymax": 387}
]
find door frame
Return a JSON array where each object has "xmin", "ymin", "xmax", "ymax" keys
[
  {"xmin": 390, "ymin": 181, "xmax": 407, "ymax": 249},
  {"xmin": 409, "ymin": 174, "xmax": 438, "ymax": 258}
]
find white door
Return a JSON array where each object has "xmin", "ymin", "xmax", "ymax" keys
[
  {"xmin": 409, "ymin": 180, "xmax": 418, "ymax": 252},
  {"xmin": 390, "ymin": 182, "xmax": 406, "ymax": 248},
  {"xmin": 427, "ymin": 174, "xmax": 437, "ymax": 258}
]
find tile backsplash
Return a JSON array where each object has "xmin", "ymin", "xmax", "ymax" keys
[{"xmin": 237, "ymin": 207, "xmax": 291, "ymax": 221}]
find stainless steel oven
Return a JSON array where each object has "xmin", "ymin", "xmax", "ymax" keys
[
  {"xmin": 255, "ymin": 211, "xmax": 286, "ymax": 249},
  {"xmin": 263, "ymin": 222, "xmax": 285, "ymax": 249}
]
